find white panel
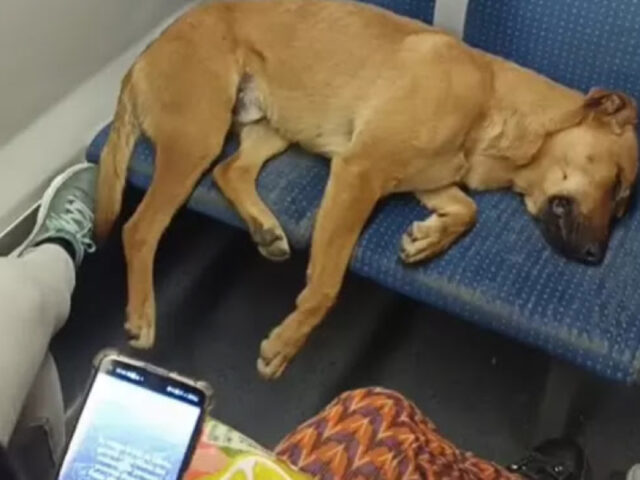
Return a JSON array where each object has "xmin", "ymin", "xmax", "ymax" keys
[
  {"xmin": 0, "ymin": 0, "xmax": 184, "ymax": 145},
  {"xmin": 433, "ymin": 0, "xmax": 470, "ymax": 38},
  {"xmin": 0, "ymin": 3, "xmax": 197, "ymax": 240}
]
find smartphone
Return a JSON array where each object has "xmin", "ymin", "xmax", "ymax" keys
[{"xmin": 55, "ymin": 350, "xmax": 213, "ymax": 480}]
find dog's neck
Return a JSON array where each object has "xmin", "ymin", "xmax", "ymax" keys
[{"xmin": 463, "ymin": 51, "xmax": 585, "ymax": 192}]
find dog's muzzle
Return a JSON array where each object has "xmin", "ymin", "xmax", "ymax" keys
[{"xmin": 538, "ymin": 196, "xmax": 607, "ymax": 265}]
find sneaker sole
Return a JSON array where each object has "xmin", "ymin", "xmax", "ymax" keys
[{"xmin": 11, "ymin": 162, "xmax": 94, "ymax": 257}]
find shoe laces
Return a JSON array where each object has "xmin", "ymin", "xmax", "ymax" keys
[
  {"xmin": 46, "ymin": 195, "xmax": 96, "ymax": 253},
  {"xmin": 508, "ymin": 453, "xmax": 572, "ymax": 480}
]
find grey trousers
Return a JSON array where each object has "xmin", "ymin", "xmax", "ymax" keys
[{"xmin": 0, "ymin": 244, "xmax": 75, "ymax": 459}]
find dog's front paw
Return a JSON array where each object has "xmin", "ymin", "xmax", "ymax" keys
[
  {"xmin": 256, "ymin": 326, "xmax": 301, "ymax": 380},
  {"xmin": 250, "ymin": 222, "xmax": 291, "ymax": 262},
  {"xmin": 124, "ymin": 308, "xmax": 156, "ymax": 350},
  {"xmin": 400, "ymin": 220, "xmax": 446, "ymax": 264}
]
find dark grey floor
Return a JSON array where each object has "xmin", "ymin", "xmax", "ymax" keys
[{"xmin": 52, "ymin": 187, "xmax": 640, "ymax": 479}]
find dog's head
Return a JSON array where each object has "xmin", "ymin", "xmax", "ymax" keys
[{"xmin": 522, "ymin": 89, "xmax": 638, "ymax": 264}]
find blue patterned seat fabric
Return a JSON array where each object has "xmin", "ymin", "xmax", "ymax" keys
[{"xmin": 87, "ymin": 0, "xmax": 640, "ymax": 383}]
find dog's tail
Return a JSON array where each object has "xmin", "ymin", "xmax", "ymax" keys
[{"xmin": 95, "ymin": 71, "xmax": 140, "ymax": 242}]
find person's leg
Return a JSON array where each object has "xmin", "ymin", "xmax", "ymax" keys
[
  {"xmin": 8, "ymin": 353, "xmax": 67, "ymax": 480},
  {"xmin": 0, "ymin": 163, "xmax": 97, "ymax": 448},
  {"xmin": 275, "ymin": 387, "xmax": 518, "ymax": 480},
  {"xmin": 0, "ymin": 244, "xmax": 74, "ymax": 445},
  {"xmin": 11, "ymin": 353, "xmax": 66, "ymax": 457},
  {"xmin": 276, "ymin": 388, "xmax": 590, "ymax": 480}
]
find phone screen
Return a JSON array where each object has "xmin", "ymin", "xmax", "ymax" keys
[{"xmin": 57, "ymin": 358, "xmax": 206, "ymax": 480}]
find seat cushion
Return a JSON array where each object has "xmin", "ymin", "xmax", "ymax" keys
[{"xmin": 87, "ymin": 125, "xmax": 640, "ymax": 384}]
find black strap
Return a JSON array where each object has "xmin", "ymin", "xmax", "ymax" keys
[{"xmin": 508, "ymin": 453, "xmax": 572, "ymax": 480}]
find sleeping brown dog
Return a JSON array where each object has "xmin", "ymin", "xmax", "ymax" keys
[{"xmin": 95, "ymin": 0, "xmax": 638, "ymax": 379}]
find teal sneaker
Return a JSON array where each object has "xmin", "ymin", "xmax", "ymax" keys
[{"xmin": 13, "ymin": 163, "xmax": 98, "ymax": 267}]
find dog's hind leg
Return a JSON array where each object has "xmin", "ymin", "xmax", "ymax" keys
[
  {"xmin": 400, "ymin": 186, "xmax": 477, "ymax": 264},
  {"xmin": 122, "ymin": 115, "xmax": 231, "ymax": 349},
  {"xmin": 214, "ymin": 122, "xmax": 291, "ymax": 261},
  {"xmin": 257, "ymin": 152, "xmax": 385, "ymax": 379}
]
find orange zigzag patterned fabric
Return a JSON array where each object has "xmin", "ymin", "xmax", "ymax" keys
[{"xmin": 275, "ymin": 388, "xmax": 520, "ymax": 480}]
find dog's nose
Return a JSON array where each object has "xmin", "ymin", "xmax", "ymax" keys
[
  {"xmin": 549, "ymin": 196, "xmax": 573, "ymax": 218},
  {"xmin": 577, "ymin": 242, "xmax": 605, "ymax": 265}
]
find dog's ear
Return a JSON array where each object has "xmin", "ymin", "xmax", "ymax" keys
[
  {"xmin": 613, "ymin": 171, "xmax": 632, "ymax": 218},
  {"xmin": 614, "ymin": 144, "xmax": 638, "ymax": 218},
  {"xmin": 585, "ymin": 88, "xmax": 638, "ymax": 135}
]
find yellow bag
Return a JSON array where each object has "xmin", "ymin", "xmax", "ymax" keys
[
  {"xmin": 201, "ymin": 454, "xmax": 310, "ymax": 480},
  {"xmin": 184, "ymin": 418, "xmax": 311, "ymax": 480}
]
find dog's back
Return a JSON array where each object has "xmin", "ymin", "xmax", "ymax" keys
[{"xmin": 96, "ymin": 0, "xmax": 476, "ymax": 240}]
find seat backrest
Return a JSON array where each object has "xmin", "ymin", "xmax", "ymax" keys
[
  {"xmin": 360, "ymin": 0, "xmax": 435, "ymax": 24},
  {"xmin": 362, "ymin": 0, "xmax": 640, "ymax": 107},
  {"xmin": 464, "ymin": 0, "xmax": 640, "ymax": 106}
]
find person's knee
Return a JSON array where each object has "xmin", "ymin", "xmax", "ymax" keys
[
  {"xmin": 4, "ymin": 268, "xmax": 65, "ymax": 333},
  {"xmin": 0, "ymin": 259, "xmax": 23, "ymax": 298},
  {"xmin": 0, "ymin": 266, "xmax": 42, "ymax": 308},
  {"xmin": 334, "ymin": 387, "xmax": 407, "ymax": 404}
]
